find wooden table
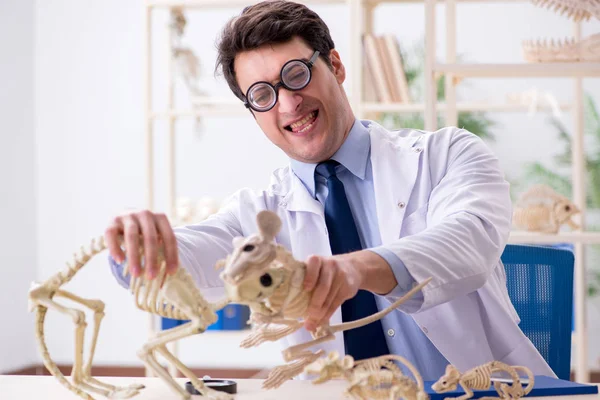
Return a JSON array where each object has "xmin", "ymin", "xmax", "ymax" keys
[{"xmin": 1, "ymin": 375, "xmax": 599, "ymax": 400}]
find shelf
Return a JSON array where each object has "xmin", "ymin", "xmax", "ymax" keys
[
  {"xmin": 362, "ymin": 101, "xmax": 570, "ymax": 113},
  {"xmin": 150, "ymin": 101, "xmax": 570, "ymax": 119},
  {"xmin": 435, "ymin": 63, "xmax": 600, "ymax": 78},
  {"xmin": 508, "ymin": 231, "xmax": 600, "ymax": 245}
]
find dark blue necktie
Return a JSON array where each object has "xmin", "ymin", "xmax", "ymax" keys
[{"xmin": 316, "ymin": 160, "xmax": 390, "ymax": 360}]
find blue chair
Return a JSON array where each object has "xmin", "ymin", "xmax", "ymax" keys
[
  {"xmin": 501, "ymin": 244, "xmax": 574, "ymax": 380},
  {"xmin": 161, "ymin": 304, "xmax": 251, "ymax": 331}
]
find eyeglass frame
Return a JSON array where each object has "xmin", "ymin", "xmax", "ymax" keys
[{"xmin": 242, "ymin": 50, "xmax": 320, "ymax": 113}]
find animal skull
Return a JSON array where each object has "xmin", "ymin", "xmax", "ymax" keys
[
  {"xmin": 431, "ymin": 365, "xmax": 461, "ymax": 392},
  {"xmin": 219, "ymin": 210, "xmax": 281, "ymax": 284}
]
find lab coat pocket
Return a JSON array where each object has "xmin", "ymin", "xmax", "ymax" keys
[{"xmin": 400, "ymin": 202, "xmax": 429, "ymax": 236}]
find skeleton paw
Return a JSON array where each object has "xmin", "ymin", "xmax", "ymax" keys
[
  {"xmin": 126, "ymin": 383, "xmax": 146, "ymax": 391},
  {"xmin": 240, "ymin": 333, "xmax": 263, "ymax": 348},
  {"xmin": 311, "ymin": 326, "xmax": 331, "ymax": 339},
  {"xmin": 262, "ymin": 365, "xmax": 295, "ymax": 390},
  {"xmin": 108, "ymin": 387, "xmax": 142, "ymax": 399}
]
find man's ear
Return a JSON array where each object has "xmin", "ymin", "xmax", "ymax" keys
[{"xmin": 328, "ymin": 49, "xmax": 345, "ymax": 84}]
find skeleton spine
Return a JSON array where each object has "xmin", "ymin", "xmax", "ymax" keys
[{"xmin": 47, "ymin": 236, "xmax": 107, "ymax": 291}]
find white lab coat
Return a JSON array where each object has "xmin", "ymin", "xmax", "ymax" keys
[{"xmin": 175, "ymin": 120, "xmax": 555, "ymax": 377}]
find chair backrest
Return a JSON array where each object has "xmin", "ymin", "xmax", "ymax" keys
[{"xmin": 501, "ymin": 244, "xmax": 574, "ymax": 380}]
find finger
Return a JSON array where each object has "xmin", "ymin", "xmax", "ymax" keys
[
  {"xmin": 104, "ymin": 217, "xmax": 125, "ymax": 263},
  {"xmin": 307, "ymin": 261, "xmax": 334, "ymax": 318},
  {"xmin": 304, "ymin": 255, "xmax": 322, "ymax": 291},
  {"xmin": 136, "ymin": 211, "xmax": 160, "ymax": 280},
  {"xmin": 155, "ymin": 213, "xmax": 179, "ymax": 274},
  {"xmin": 317, "ymin": 277, "xmax": 343, "ymax": 324},
  {"xmin": 305, "ymin": 280, "xmax": 341, "ymax": 332},
  {"xmin": 122, "ymin": 215, "xmax": 141, "ymax": 277},
  {"xmin": 318, "ymin": 286, "xmax": 345, "ymax": 328}
]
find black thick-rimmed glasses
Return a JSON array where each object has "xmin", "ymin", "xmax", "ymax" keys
[{"xmin": 242, "ymin": 50, "xmax": 320, "ymax": 113}]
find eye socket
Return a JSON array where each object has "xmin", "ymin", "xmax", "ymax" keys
[
  {"xmin": 243, "ymin": 244, "xmax": 255, "ymax": 252},
  {"xmin": 260, "ymin": 273, "xmax": 273, "ymax": 287}
]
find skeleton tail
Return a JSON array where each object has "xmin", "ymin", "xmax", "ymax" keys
[
  {"xmin": 330, "ymin": 277, "xmax": 432, "ymax": 333},
  {"xmin": 513, "ymin": 366, "xmax": 535, "ymax": 395},
  {"xmin": 34, "ymin": 307, "xmax": 93, "ymax": 400}
]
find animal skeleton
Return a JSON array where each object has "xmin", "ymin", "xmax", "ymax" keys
[
  {"xmin": 304, "ymin": 350, "xmax": 429, "ymax": 400},
  {"xmin": 512, "ymin": 184, "xmax": 580, "ymax": 233},
  {"xmin": 432, "ymin": 362, "xmax": 534, "ymax": 400},
  {"xmin": 530, "ymin": 0, "xmax": 600, "ymax": 22},
  {"xmin": 522, "ymin": 34, "xmax": 600, "ymax": 63},
  {"xmin": 28, "ymin": 236, "xmax": 233, "ymax": 400},
  {"xmin": 217, "ymin": 210, "xmax": 432, "ymax": 390}
]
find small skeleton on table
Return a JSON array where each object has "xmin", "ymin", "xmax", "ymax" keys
[
  {"xmin": 432, "ymin": 362, "xmax": 534, "ymax": 400},
  {"xmin": 304, "ymin": 350, "xmax": 429, "ymax": 400}
]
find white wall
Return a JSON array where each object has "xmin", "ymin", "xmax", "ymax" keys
[
  {"xmin": 0, "ymin": 0, "xmax": 38, "ymax": 373},
  {"xmin": 24, "ymin": 0, "xmax": 600, "ymax": 372}
]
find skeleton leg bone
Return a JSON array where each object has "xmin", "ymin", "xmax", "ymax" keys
[
  {"xmin": 240, "ymin": 321, "xmax": 303, "ymax": 348},
  {"xmin": 53, "ymin": 289, "xmax": 145, "ymax": 397},
  {"xmin": 155, "ymin": 344, "xmax": 233, "ymax": 400},
  {"xmin": 32, "ymin": 293, "xmax": 116, "ymax": 400},
  {"xmin": 138, "ymin": 319, "xmax": 230, "ymax": 400},
  {"xmin": 281, "ymin": 330, "xmax": 335, "ymax": 362},
  {"xmin": 446, "ymin": 380, "xmax": 476, "ymax": 400}
]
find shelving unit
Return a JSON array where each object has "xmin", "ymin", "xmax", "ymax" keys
[
  {"xmin": 143, "ymin": 0, "xmax": 598, "ymax": 382},
  {"xmin": 420, "ymin": 0, "xmax": 599, "ymax": 384}
]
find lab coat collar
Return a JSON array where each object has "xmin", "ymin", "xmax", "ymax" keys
[
  {"xmin": 289, "ymin": 118, "xmax": 370, "ymax": 198},
  {"xmin": 283, "ymin": 120, "xmax": 423, "ymax": 244}
]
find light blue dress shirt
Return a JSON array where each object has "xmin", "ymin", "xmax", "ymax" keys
[{"xmin": 290, "ymin": 118, "xmax": 449, "ymax": 380}]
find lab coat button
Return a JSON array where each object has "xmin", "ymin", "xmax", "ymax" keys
[
  {"xmin": 397, "ymin": 202, "xmax": 405, "ymax": 209},
  {"xmin": 414, "ymin": 147, "xmax": 423, "ymax": 153},
  {"xmin": 421, "ymin": 326, "xmax": 428, "ymax": 334},
  {"xmin": 387, "ymin": 328, "xmax": 395, "ymax": 337}
]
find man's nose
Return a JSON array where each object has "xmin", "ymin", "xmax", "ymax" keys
[{"xmin": 277, "ymin": 88, "xmax": 302, "ymax": 113}]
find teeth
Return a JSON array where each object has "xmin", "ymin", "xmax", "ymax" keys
[{"xmin": 290, "ymin": 111, "xmax": 316, "ymax": 130}]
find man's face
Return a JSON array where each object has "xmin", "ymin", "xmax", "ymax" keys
[{"xmin": 235, "ymin": 37, "xmax": 352, "ymax": 163}]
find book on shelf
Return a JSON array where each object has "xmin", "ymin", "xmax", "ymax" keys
[{"xmin": 362, "ymin": 33, "xmax": 411, "ymax": 104}]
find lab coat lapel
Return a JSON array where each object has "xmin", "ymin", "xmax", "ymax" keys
[
  {"xmin": 281, "ymin": 173, "xmax": 345, "ymax": 356},
  {"xmin": 369, "ymin": 123, "xmax": 421, "ymax": 244}
]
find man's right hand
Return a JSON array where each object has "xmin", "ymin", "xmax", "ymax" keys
[{"xmin": 104, "ymin": 210, "xmax": 179, "ymax": 280}]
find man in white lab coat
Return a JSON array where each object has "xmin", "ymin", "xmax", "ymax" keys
[{"xmin": 105, "ymin": 0, "xmax": 555, "ymax": 380}]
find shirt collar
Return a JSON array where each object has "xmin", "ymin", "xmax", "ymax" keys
[{"xmin": 290, "ymin": 118, "xmax": 370, "ymax": 198}]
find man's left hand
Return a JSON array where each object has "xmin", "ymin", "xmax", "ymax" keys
[{"xmin": 302, "ymin": 251, "xmax": 397, "ymax": 332}]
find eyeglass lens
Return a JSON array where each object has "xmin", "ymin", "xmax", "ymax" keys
[{"xmin": 247, "ymin": 60, "xmax": 311, "ymax": 110}]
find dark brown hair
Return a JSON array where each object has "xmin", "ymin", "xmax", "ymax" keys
[{"xmin": 215, "ymin": 0, "xmax": 335, "ymax": 102}]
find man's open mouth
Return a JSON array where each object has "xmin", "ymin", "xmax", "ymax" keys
[{"xmin": 284, "ymin": 110, "xmax": 319, "ymax": 133}]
